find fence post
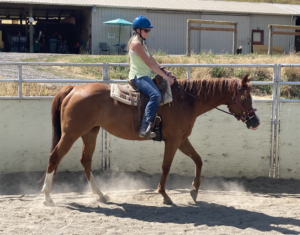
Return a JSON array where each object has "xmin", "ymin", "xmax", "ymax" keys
[
  {"xmin": 232, "ymin": 23, "xmax": 237, "ymax": 54},
  {"xmin": 187, "ymin": 66, "xmax": 191, "ymax": 79},
  {"xmin": 102, "ymin": 128, "xmax": 106, "ymax": 170},
  {"xmin": 268, "ymin": 25, "xmax": 273, "ymax": 55},
  {"xmin": 101, "ymin": 63, "xmax": 110, "ymax": 170},
  {"xmin": 270, "ymin": 64, "xmax": 277, "ymax": 178},
  {"xmin": 186, "ymin": 20, "xmax": 191, "ymax": 56},
  {"xmin": 18, "ymin": 64, "xmax": 23, "ymax": 98},
  {"xmin": 274, "ymin": 64, "xmax": 281, "ymax": 178},
  {"xmin": 102, "ymin": 63, "xmax": 110, "ymax": 82}
]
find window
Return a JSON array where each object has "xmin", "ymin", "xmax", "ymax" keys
[
  {"xmin": 108, "ymin": 33, "xmax": 115, "ymax": 38},
  {"xmin": 252, "ymin": 30, "xmax": 264, "ymax": 45}
]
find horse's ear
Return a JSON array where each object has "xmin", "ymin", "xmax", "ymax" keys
[
  {"xmin": 247, "ymin": 74, "xmax": 252, "ymax": 84},
  {"xmin": 241, "ymin": 74, "xmax": 250, "ymax": 87}
]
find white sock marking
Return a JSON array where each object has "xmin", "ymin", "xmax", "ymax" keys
[{"xmin": 42, "ymin": 171, "xmax": 54, "ymax": 194}]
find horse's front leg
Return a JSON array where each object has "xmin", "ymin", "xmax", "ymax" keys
[
  {"xmin": 178, "ymin": 138, "xmax": 203, "ymax": 202},
  {"xmin": 157, "ymin": 139, "xmax": 181, "ymax": 205}
]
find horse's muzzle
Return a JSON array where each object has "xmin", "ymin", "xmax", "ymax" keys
[
  {"xmin": 247, "ymin": 115, "xmax": 260, "ymax": 130},
  {"xmin": 250, "ymin": 121, "xmax": 260, "ymax": 130}
]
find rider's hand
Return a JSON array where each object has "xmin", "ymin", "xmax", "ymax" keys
[
  {"xmin": 164, "ymin": 75, "xmax": 174, "ymax": 85},
  {"xmin": 166, "ymin": 71, "xmax": 177, "ymax": 80}
]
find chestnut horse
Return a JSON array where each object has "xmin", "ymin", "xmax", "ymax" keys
[{"xmin": 41, "ymin": 74, "xmax": 260, "ymax": 206}]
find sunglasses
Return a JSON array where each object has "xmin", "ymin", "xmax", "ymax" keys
[{"xmin": 142, "ymin": 29, "xmax": 151, "ymax": 33}]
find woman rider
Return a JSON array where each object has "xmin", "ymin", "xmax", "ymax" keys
[{"xmin": 128, "ymin": 15, "xmax": 175, "ymax": 139}]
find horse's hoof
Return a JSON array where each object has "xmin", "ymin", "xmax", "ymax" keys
[
  {"xmin": 98, "ymin": 194, "xmax": 110, "ymax": 203},
  {"xmin": 43, "ymin": 199, "xmax": 55, "ymax": 207},
  {"xmin": 163, "ymin": 198, "xmax": 173, "ymax": 205},
  {"xmin": 190, "ymin": 190, "xmax": 198, "ymax": 202}
]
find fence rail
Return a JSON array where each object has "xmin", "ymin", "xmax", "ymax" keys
[{"xmin": 0, "ymin": 62, "xmax": 300, "ymax": 178}]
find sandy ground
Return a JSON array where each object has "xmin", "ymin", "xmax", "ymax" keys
[{"xmin": 1, "ymin": 171, "xmax": 300, "ymax": 234}]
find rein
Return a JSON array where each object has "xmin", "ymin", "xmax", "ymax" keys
[{"xmin": 175, "ymin": 80, "xmax": 256, "ymax": 122}]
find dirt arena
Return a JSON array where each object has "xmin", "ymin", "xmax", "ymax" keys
[
  {"xmin": 1, "ymin": 53, "xmax": 300, "ymax": 234},
  {"xmin": 0, "ymin": 170, "xmax": 300, "ymax": 234}
]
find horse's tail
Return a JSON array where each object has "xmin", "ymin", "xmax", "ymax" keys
[
  {"xmin": 51, "ymin": 85, "xmax": 74, "ymax": 152},
  {"xmin": 39, "ymin": 85, "xmax": 74, "ymax": 184}
]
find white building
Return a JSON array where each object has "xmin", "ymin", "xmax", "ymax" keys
[{"xmin": 0, "ymin": 0, "xmax": 300, "ymax": 54}]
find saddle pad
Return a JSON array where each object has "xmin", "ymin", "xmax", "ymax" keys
[{"xmin": 110, "ymin": 82, "xmax": 172, "ymax": 106}]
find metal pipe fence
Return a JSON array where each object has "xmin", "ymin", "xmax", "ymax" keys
[
  {"xmin": 1, "ymin": 62, "xmax": 299, "ymax": 177},
  {"xmin": 272, "ymin": 64, "xmax": 300, "ymax": 178}
]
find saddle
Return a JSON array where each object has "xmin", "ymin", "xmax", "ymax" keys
[
  {"xmin": 110, "ymin": 75, "xmax": 172, "ymax": 106},
  {"xmin": 110, "ymin": 75, "xmax": 173, "ymax": 141}
]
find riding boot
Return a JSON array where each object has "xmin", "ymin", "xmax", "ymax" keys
[{"xmin": 139, "ymin": 122, "xmax": 156, "ymax": 139}]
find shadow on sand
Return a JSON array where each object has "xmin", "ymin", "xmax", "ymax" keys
[{"xmin": 64, "ymin": 201, "xmax": 300, "ymax": 234}]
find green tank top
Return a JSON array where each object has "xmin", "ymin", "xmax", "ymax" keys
[{"xmin": 129, "ymin": 38, "xmax": 152, "ymax": 81}]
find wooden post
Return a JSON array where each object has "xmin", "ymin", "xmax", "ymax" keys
[
  {"xmin": 268, "ymin": 25, "xmax": 273, "ymax": 55},
  {"xmin": 187, "ymin": 19, "xmax": 237, "ymax": 56},
  {"xmin": 186, "ymin": 20, "xmax": 191, "ymax": 56},
  {"xmin": 267, "ymin": 24, "xmax": 300, "ymax": 55},
  {"xmin": 29, "ymin": 6, "xmax": 33, "ymax": 53},
  {"xmin": 233, "ymin": 23, "xmax": 237, "ymax": 54}
]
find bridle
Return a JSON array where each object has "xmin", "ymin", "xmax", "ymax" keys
[
  {"xmin": 175, "ymin": 80, "xmax": 257, "ymax": 123},
  {"xmin": 227, "ymin": 83, "xmax": 257, "ymax": 122}
]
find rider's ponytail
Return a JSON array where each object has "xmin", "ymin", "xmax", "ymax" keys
[{"xmin": 127, "ymin": 34, "xmax": 135, "ymax": 64}]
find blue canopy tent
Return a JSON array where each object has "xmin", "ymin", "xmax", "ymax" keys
[{"xmin": 103, "ymin": 18, "xmax": 132, "ymax": 54}]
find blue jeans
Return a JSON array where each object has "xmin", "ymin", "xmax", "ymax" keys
[{"xmin": 131, "ymin": 76, "xmax": 161, "ymax": 131}]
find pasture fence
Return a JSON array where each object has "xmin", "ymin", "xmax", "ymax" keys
[{"xmin": 0, "ymin": 62, "xmax": 298, "ymax": 178}]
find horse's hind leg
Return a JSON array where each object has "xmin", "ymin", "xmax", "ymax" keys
[
  {"xmin": 42, "ymin": 133, "xmax": 79, "ymax": 206},
  {"xmin": 80, "ymin": 126, "xmax": 109, "ymax": 202},
  {"xmin": 179, "ymin": 138, "xmax": 203, "ymax": 202}
]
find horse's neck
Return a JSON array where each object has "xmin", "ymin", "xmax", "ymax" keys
[
  {"xmin": 174, "ymin": 79, "xmax": 236, "ymax": 117},
  {"xmin": 194, "ymin": 87, "xmax": 233, "ymax": 117}
]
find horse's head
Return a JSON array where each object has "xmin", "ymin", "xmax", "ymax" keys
[{"xmin": 228, "ymin": 74, "xmax": 260, "ymax": 130}]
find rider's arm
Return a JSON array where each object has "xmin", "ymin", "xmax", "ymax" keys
[
  {"xmin": 149, "ymin": 54, "xmax": 177, "ymax": 79},
  {"xmin": 131, "ymin": 41, "xmax": 174, "ymax": 85}
]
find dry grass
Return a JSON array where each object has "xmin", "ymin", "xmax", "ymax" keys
[
  {"xmin": 0, "ymin": 82, "xmax": 64, "ymax": 97},
  {"xmin": 2, "ymin": 52, "xmax": 300, "ymax": 98}
]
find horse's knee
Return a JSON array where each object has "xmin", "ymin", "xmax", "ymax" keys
[
  {"xmin": 197, "ymin": 158, "xmax": 203, "ymax": 167},
  {"xmin": 191, "ymin": 155, "xmax": 202, "ymax": 168}
]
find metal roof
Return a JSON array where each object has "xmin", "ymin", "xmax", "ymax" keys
[
  {"xmin": 275, "ymin": 3, "xmax": 300, "ymax": 15},
  {"xmin": 1, "ymin": 0, "xmax": 300, "ymax": 16}
]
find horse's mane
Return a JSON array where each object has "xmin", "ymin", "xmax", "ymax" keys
[{"xmin": 175, "ymin": 77, "xmax": 240, "ymax": 102}]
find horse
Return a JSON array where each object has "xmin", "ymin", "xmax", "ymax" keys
[{"xmin": 41, "ymin": 74, "xmax": 260, "ymax": 206}]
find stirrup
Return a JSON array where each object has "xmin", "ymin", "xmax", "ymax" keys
[
  {"xmin": 139, "ymin": 130, "xmax": 156, "ymax": 139},
  {"xmin": 139, "ymin": 122, "xmax": 156, "ymax": 139}
]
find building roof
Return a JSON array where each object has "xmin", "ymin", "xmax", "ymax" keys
[
  {"xmin": 275, "ymin": 3, "xmax": 300, "ymax": 15},
  {"xmin": 1, "ymin": 0, "xmax": 300, "ymax": 16}
]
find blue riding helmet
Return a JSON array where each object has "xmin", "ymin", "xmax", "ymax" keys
[{"xmin": 132, "ymin": 15, "xmax": 153, "ymax": 29}]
